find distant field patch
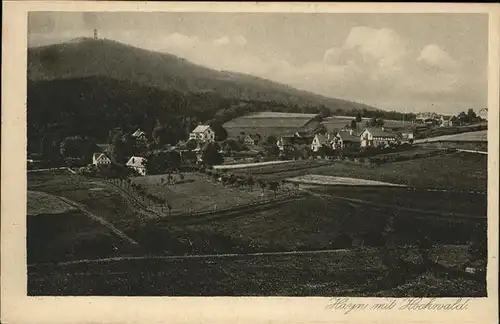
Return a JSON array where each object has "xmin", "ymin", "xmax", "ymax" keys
[
  {"xmin": 214, "ymin": 160, "xmax": 295, "ymax": 170},
  {"xmin": 415, "ymin": 130, "xmax": 487, "ymax": 143},
  {"xmin": 286, "ymin": 175, "xmax": 405, "ymax": 187}
]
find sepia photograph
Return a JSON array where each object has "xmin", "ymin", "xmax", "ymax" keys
[{"xmin": 24, "ymin": 10, "xmax": 490, "ymax": 298}]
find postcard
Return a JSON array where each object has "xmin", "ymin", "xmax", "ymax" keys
[{"xmin": 1, "ymin": 2, "xmax": 498, "ymax": 323}]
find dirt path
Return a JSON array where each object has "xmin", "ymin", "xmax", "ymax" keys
[
  {"xmin": 55, "ymin": 195, "xmax": 139, "ymax": 245},
  {"xmin": 28, "ymin": 247, "xmax": 350, "ymax": 268}
]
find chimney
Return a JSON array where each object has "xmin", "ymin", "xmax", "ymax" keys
[{"xmin": 93, "ymin": 29, "xmax": 98, "ymax": 40}]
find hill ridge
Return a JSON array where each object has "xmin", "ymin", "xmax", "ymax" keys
[{"xmin": 28, "ymin": 37, "xmax": 379, "ymax": 112}]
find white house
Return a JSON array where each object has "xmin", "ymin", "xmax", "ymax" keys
[
  {"xmin": 360, "ymin": 128, "xmax": 398, "ymax": 148},
  {"xmin": 189, "ymin": 125, "xmax": 215, "ymax": 142},
  {"xmin": 310, "ymin": 134, "xmax": 330, "ymax": 152},
  {"xmin": 126, "ymin": 156, "xmax": 147, "ymax": 176},
  {"xmin": 440, "ymin": 116, "xmax": 454, "ymax": 128},
  {"xmin": 92, "ymin": 153, "xmax": 112, "ymax": 166},
  {"xmin": 478, "ymin": 108, "xmax": 488, "ymax": 121},
  {"xmin": 131, "ymin": 128, "xmax": 147, "ymax": 140}
]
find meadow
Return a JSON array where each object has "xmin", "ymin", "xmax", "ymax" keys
[{"xmin": 28, "ymin": 245, "xmax": 484, "ymax": 296}]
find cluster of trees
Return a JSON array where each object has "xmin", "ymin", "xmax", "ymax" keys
[
  {"xmin": 454, "ymin": 109, "xmax": 485, "ymax": 125},
  {"xmin": 143, "ymin": 150, "xmax": 181, "ymax": 175},
  {"xmin": 78, "ymin": 162, "xmax": 138, "ymax": 179}
]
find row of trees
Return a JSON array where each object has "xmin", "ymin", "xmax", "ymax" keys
[{"xmin": 199, "ymin": 168, "xmax": 288, "ymax": 199}]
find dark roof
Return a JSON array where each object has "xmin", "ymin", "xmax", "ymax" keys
[
  {"xmin": 364, "ymin": 127, "xmax": 397, "ymax": 138},
  {"xmin": 245, "ymin": 134, "xmax": 261, "ymax": 141},
  {"xmin": 314, "ymin": 134, "xmax": 329, "ymax": 145},
  {"xmin": 338, "ymin": 131, "xmax": 361, "ymax": 142}
]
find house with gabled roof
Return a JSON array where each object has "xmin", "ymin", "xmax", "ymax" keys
[
  {"xmin": 126, "ymin": 156, "xmax": 147, "ymax": 176},
  {"xmin": 335, "ymin": 130, "xmax": 361, "ymax": 150},
  {"xmin": 189, "ymin": 125, "xmax": 215, "ymax": 142},
  {"xmin": 244, "ymin": 134, "xmax": 261, "ymax": 147},
  {"xmin": 92, "ymin": 153, "xmax": 112, "ymax": 166},
  {"xmin": 276, "ymin": 132, "xmax": 314, "ymax": 151},
  {"xmin": 131, "ymin": 128, "xmax": 147, "ymax": 139},
  {"xmin": 360, "ymin": 127, "xmax": 398, "ymax": 148},
  {"xmin": 310, "ymin": 133, "xmax": 330, "ymax": 152},
  {"xmin": 440, "ymin": 116, "xmax": 454, "ymax": 128}
]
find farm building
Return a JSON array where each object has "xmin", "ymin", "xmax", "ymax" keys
[
  {"xmin": 310, "ymin": 134, "xmax": 330, "ymax": 152},
  {"xmin": 360, "ymin": 127, "xmax": 398, "ymax": 148},
  {"xmin": 335, "ymin": 130, "xmax": 361, "ymax": 150},
  {"xmin": 126, "ymin": 156, "xmax": 147, "ymax": 176},
  {"xmin": 440, "ymin": 116, "xmax": 454, "ymax": 128},
  {"xmin": 92, "ymin": 153, "xmax": 112, "ymax": 166},
  {"xmin": 189, "ymin": 125, "xmax": 215, "ymax": 142},
  {"xmin": 131, "ymin": 128, "xmax": 147, "ymax": 141},
  {"xmin": 243, "ymin": 134, "xmax": 262, "ymax": 147},
  {"xmin": 277, "ymin": 132, "xmax": 315, "ymax": 151},
  {"xmin": 223, "ymin": 112, "xmax": 321, "ymax": 140},
  {"xmin": 398, "ymin": 127, "xmax": 415, "ymax": 143}
]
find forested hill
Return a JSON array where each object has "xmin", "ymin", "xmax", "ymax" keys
[{"xmin": 28, "ymin": 37, "xmax": 378, "ymax": 112}]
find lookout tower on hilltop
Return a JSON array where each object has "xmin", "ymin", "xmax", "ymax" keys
[{"xmin": 93, "ymin": 29, "xmax": 98, "ymax": 40}]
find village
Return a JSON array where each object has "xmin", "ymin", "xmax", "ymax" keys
[{"xmin": 81, "ymin": 109, "xmax": 486, "ymax": 177}]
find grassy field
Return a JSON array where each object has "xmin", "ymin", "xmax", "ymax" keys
[
  {"xmin": 28, "ymin": 190, "xmax": 79, "ymax": 215},
  {"xmin": 132, "ymin": 185, "xmax": 485, "ymax": 257},
  {"xmin": 311, "ymin": 152, "xmax": 487, "ymax": 191},
  {"xmin": 315, "ymin": 186, "xmax": 487, "ymax": 217},
  {"xmin": 130, "ymin": 173, "xmax": 275, "ymax": 214},
  {"xmin": 415, "ymin": 130, "xmax": 487, "ymax": 143},
  {"xmin": 27, "ymin": 153, "xmax": 487, "ymax": 297},
  {"xmin": 28, "ymin": 245, "xmax": 484, "ymax": 296},
  {"xmin": 225, "ymin": 151, "xmax": 487, "ymax": 191},
  {"xmin": 27, "ymin": 189, "xmax": 132, "ymax": 264},
  {"xmin": 27, "ymin": 170, "xmax": 156, "ymax": 263}
]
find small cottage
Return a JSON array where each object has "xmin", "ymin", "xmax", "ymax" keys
[
  {"xmin": 244, "ymin": 134, "xmax": 261, "ymax": 147},
  {"xmin": 310, "ymin": 134, "xmax": 329, "ymax": 152},
  {"xmin": 92, "ymin": 153, "xmax": 112, "ymax": 166},
  {"xmin": 126, "ymin": 156, "xmax": 147, "ymax": 176},
  {"xmin": 189, "ymin": 125, "xmax": 215, "ymax": 142},
  {"xmin": 399, "ymin": 127, "xmax": 415, "ymax": 143},
  {"xmin": 440, "ymin": 116, "xmax": 454, "ymax": 128}
]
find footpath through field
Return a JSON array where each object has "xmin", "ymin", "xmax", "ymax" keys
[
  {"xmin": 213, "ymin": 160, "xmax": 295, "ymax": 170},
  {"xmin": 54, "ymin": 195, "xmax": 139, "ymax": 245},
  {"xmin": 28, "ymin": 248, "xmax": 351, "ymax": 268}
]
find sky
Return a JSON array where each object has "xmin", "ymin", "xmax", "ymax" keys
[{"xmin": 28, "ymin": 12, "xmax": 488, "ymax": 114}]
